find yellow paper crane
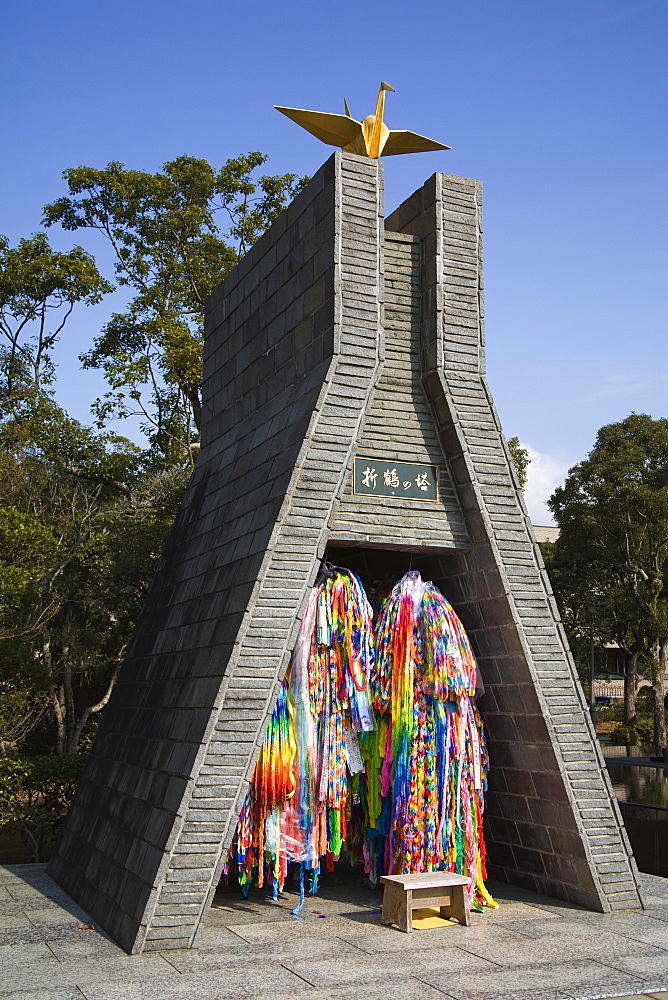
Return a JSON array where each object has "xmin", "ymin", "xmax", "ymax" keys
[{"xmin": 275, "ymin": 82, "xmax": 451, "ymax": 159}]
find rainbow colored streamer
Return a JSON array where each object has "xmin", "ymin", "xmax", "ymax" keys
[
  {"xmin": 362, "ymin": 571, "xmax": 496, "ymax": 909},
  {"xmin": 228, "ymin": 569, "xmax": 374, "ymax": 897},
  {"xmin": 226, "ymin": 567, "xmax": 496, "ymax": 913}
]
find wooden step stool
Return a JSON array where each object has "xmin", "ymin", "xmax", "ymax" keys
[{"xmin": 380, "ymin": 872, "xmax": 471, "ymax": 933}]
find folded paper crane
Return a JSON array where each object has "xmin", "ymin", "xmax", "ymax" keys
[{"xmin": 275, "ymin": 82, "xmax": 450, "ymax": 159}]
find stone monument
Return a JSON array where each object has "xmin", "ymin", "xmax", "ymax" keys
[{"xmin": 48, "ymin": 141, "xmax": 642, "ymax": 954}]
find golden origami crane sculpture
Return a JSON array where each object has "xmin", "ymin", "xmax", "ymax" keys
[{"xmin": 275, "ymin": 82, "xmax": 451, "ymax": 159}]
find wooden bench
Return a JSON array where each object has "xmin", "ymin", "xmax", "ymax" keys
[{"xmin": 379, "ymin": 872, "xmax": 471, "ymax": 933}]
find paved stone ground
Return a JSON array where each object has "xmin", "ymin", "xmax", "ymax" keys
[{"xmin": 2, "ymin": 864, "xmax": 667, "ymax": 1000}]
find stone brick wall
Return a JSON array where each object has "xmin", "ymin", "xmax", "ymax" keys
[
  {"xmin": 147, "ymin": 152, "xmax": 385, "ymax": 952},
  {"xmin": 386, "ymin": 173, "xmax": 641, "ymax": 911},
  {"xmin": 330, "ymin": 233, "xmax": 469, "ymax": 549},
  {"xmin": 49, "ymin": 154, "xmax": 641, "ymax": 956},
  {"xmin": 49, "ymin": 152, "xmax": 384, "ymax": 953}
]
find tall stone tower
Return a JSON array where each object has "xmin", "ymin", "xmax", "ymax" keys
[{"xmin": 48, "ymin": 152, "xmax": 642, "ymax": 954}]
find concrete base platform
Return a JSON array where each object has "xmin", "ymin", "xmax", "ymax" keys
[{"xmin": 2, "ymin": 863, "xmax": 667, "ymax": 1000}]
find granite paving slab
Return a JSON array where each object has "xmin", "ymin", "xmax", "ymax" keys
[
  {"xmin": 641, "ymin": 893, "xmax": 668, "ymax": 908},
  {"xmin": 0, "ymin": 989, "xmax": 85, "ymax": 1000},
  {"xmin": 563, "ymin": 987, "xmax": 668, "ymax": 999},
  {"xmin": 500, "ymin": 914, "xmax": 668, "ymax": 942},
  {"xmin": 486, "ymin": 887, "xmax": 594, "ymax": 912},
  {"xmin": 24, "ymin": 905, "xmax": 91, "ymax": 926},
  {"xmin": 573, "ymin": 902, "xmax": 668, "ymax": 923},
  {"xmin": 444, "ymin": 992, "xmax": 572, "ymax": 1000},
  {"xmin": 291, "ymin": 896, "xmax": 380, "ymax": 915},
  {"xmin": 2, "ymin": 863, "xmax": 47, "ymax": 876},
  {"xmin": 46, "ymin": 936, "xmax": 130, "ymax": 962},
  {"xmin": 470, "ymin": 901, "xmax": 561, "ymax": 922},
  {"xmin": 1, "ymin": 964, "xmax": 78, "ymax": 994},
  {"xmin": 282, "ymin": 946, "xmax": 498, "ymax": 987},
  {"xmin": 3, "ymin": 864, "xmax": 668, "ymax": 1000},
  {"xmin": 3, "ymin": 873, "xmax": 54, "ymax": 889},
  {"xmin": 505, "ymin": 900, "xmax": 598, "ymax": 918},
  {"xmin": 209, "ymin": 899, "xmax": 317, "ymax": 925},
  {"xmin": 0, "ymin": 913, "xmax": 32, "ymax": 929},
  {"xmin": 297, "ymin": 981, "xmax": 460, "ymax": 1000},
  {"xmin": 598, "ymin": 953, "xmax": 668, "ymax": 979},
  {"xmin": 640, "ymin": 909, "xmax": 668, "ymax": 924},
  {"xmin": 2, "ymin": 953, "xmax": 178, "ymax": 993},
  {"xmin": 209, "ymin": 893, "xmax": 379, "ymax": 924},
  {"xmin": 0, "ymin": 941, "xmax": 58, "ymax": 967},
  {"xmin": 163, "ymin": 935, "xmax": 367, "ymax": 973},
  {"xmin": 77, "ymin": 962, "xmax": 313, "ymax": 1000},
  {"xmin": 0, "ymin": 922, "xmax": 96, "ymax": 946},
  {"xmin": 1, "ymin": 897, "xmax": 57, "ymax": 915},
  {"xmin": 2, "ymin": 888, "xmax": 55, "ymax": 905},
  {"xmin": 638, "ymin": 875, "xmax": 668, "ymax": 902},
  {"xmin": 191, "ymin": 924, "xmax": 256, "ymax": 948},
  {"xmin": 337, "ymin": 922, "xmax": 535, "ymax": 953},
  {"xmin": 225, "ymin": 912, "xmax": 386, "ymax": 943},
  {"xmin": 458, "ymin": 934, "xmax": 667, "ymax": 968},
  {"xmin": 417, "ymin": 958, "xmax": 642, "ymax": 999},
  {"xmin": 577, "ymin": 918, "xmax": 668, "ymax": 952}
]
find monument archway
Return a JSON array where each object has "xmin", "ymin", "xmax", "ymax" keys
[{"xmin": 48, "ymin": 152, "xmax": 641, "ymax": 954}]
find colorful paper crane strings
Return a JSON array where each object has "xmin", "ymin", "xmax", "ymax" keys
[{"xmin": 226, "ymin": 568, "xmax": 497, "ymax": 913}]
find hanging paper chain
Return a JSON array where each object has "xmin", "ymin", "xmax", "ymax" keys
[
  {"xmin": 362, "ymin": 571, "xmax": 496, "ymax": 910},
  {"xmin": 227, "ymin": 567, "xmax": 495, "ymax": 913},
  {"xmin": 228, "ymin": 569, "xmax": 375, "ymax": 897}
]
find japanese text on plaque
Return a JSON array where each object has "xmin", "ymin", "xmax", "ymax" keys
[{"xmin": 353, "ymin": 458, "xmax": 438, "ymax": 502}]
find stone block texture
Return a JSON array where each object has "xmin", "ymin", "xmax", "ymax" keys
[
  {"xmin": 329, "ymin": 232, "xmax": 469, "ymax": 549},
  {"xmin": 49, "ymin": 153, "xmax": 641, "ymax": 956},
  {"xmin": 384, "ymin": 173, "xmax": 641, "ymax": 911}
]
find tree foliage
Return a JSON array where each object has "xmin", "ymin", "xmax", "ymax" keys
[
  {"xmin": 0, "ymin": 405, "xmax": 187, "ymax": 755},
  {"xmin": 548, "ymin": 414, "xmax": 668, "ymax": 752},
  {"xmin": 0, "ymin": 753, "xmax": 85, "ymax": 860},
  {"xmin": 0, "ymin": 505, "xmax": 58, "ymax": 631},
  {"xmin": 1, "ymin": 150, "xmax": 302, "ymax": 764},
  {"xmin": 43, "ymin": 154, "xmax": 308, "ymax": 464},
  {"xmin": 0, "ymin": 233, "xmax": 111, "ymax": 418},
  {"xmin": 507, "ymin": 436, "xmax": 530, "ymax": 491}
]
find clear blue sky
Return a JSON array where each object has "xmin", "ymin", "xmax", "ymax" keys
[{"xmin": 2, "ymin": 0, "xmax": 666, "ymax": 522}]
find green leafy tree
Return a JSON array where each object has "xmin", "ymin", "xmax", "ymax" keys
[
  {"xmin": 540, "ymin": 537, "xmax": 597, "ymax": 697},
  {"xmin": 0, "ymin": 753, "xmax": 85, "ymax": 860},
  {"xmin": 541, "ymin": 536, "xmax": 647, "ymax": 720},
  {"xmin": 0, "ymin": 404, "xmax": 187, "ymax": 754},
  {"xmin": 0, "ymin": 692, "xmax": 49, "ymax": 759},
  {"xmin": 43, "ymin": 154, "xmax": 308, "ymax": 465},
  {"xmin": 0, "ymin": 505, "xmax": 59, "ymax": 635},
  {"xmin": 548, "ymin": 414, "xmax": 668, "ymax": 753},
  {"xmin": 0, "ymin": 233, "xmax": 130, "ymax": 755},
  {"xmin": 0, "ymin": 233, "xmax": 111, "ymax": 418},
  {"xmin": 507, "ymin": 436, "xmax": 529, "ymax": 490}
]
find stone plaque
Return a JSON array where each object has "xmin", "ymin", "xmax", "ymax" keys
[{"xmin": 353, "ymin": 457, "xmax": 438, "ymax": 502}]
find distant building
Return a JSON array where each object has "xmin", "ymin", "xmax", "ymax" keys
[{"xmin": 533, "ymin": 524, "xmax": 559, "ymax": 543}]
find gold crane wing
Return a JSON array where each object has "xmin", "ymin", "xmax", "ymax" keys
[
  {"xmin": 382, "ymin": 130, "xmax": 452, "ymax": 156},
  {"xmin": 274, "ymin": 107, "xmax": 362, "ymax": 148}
]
